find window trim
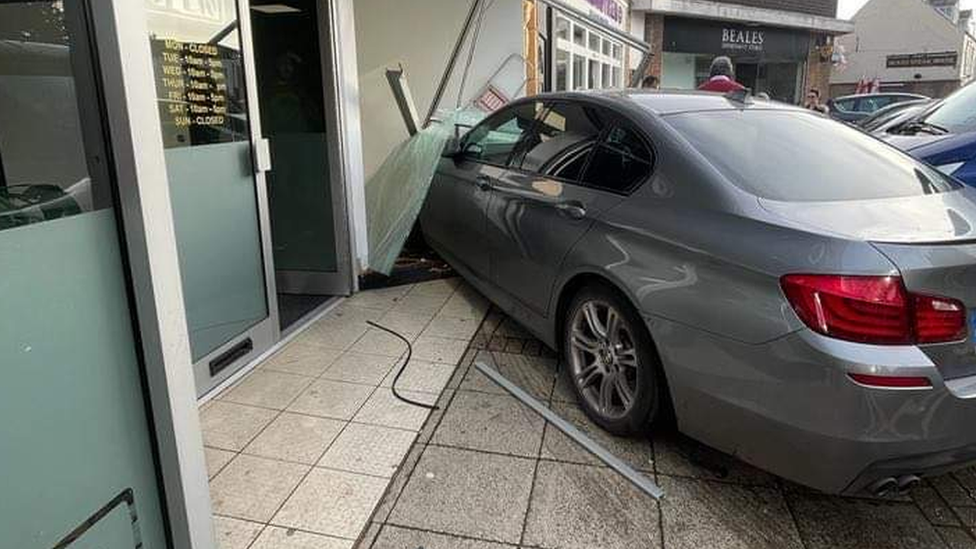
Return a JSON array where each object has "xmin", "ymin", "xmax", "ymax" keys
[
  {"xmin": 509, "ymin": 98, "xmax": 657, "ymax": 196},
  {"xmin": 459, "ymin": 100, "xmax": 544, "ymax": 170}
]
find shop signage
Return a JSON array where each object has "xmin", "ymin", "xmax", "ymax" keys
[
  {"xmin": 146, "ymin": 0, "xmax": 226, "ymax": 23},
  {"xmin": 722, "ymin": 28, "xmax": 765, "ymax": 53},
  {"xmin": 663, "ymin": 17, "xmax": 809, "ymax": 61},
  {"xmin": 150, "ymin": 37, "xmax": 239, "ymax": 148},
  {"xmin": 886, "ymin": 52, "xmax": 958, "ymax": 68},
  {"xmin": 582, "ymin": 0, "xmax": 624, "ymax": 25}
]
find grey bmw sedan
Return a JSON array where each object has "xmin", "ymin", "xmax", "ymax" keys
[{"xmin": 419, "ymin": 90, "xmax": 976, "ymax": 497}]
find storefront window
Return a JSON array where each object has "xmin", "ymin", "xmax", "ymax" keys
[
  {"xmin": 1, "ymin": 2, "xmax": 168, "ymax": 546},
  {"xmin": 573, "ymin": 54, "xmax": 585, "ymax": 89},
  {"xmin": 556, "ymin": 16, "xmax": 569, "ymax": 41},
  {"xmin": 660, "ymin": 18, "xmax": 812, "ymax": 102},
  {"xmin": 551, "ymin": 11, "xmax": 624, "ymax": 92},
  {"xmin": 556, "ymin": 49, "xmax": 569, "ymax": 91}
]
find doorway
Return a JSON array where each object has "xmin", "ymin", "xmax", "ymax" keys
[{"xmin": 251, "ymin": 0, "xmax": 353, "ymax": 332}]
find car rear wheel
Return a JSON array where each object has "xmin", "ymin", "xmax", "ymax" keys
[{"xmin": 563, "ymin": 285, "xmax": 663, "ymax": 436}]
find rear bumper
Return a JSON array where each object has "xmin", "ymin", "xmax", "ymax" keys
[{"xmin": 648, "ymin": 315, "xmax": 976, "ymax": 495}]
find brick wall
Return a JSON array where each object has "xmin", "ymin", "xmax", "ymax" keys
[
  {"xmin": 805, "ymin": 34, "xmax": 832, "ymax": 98},
  {"xmin": 644, "ymin": 13, "xmax": 665, "ymax": 81},
  {"xmin": 717, "ymin": 0, "xmax": 839, "ymax": 18}
]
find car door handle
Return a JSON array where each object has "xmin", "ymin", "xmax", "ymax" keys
[
  {"xmin": 475, "ymin": 175, "xmax": 494, "ymax": 191},
  {"xmin": 555, "ymin": 201, "xmax": 587, "ymax": 220}
]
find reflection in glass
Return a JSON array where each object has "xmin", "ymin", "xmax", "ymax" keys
[{"xmin": 0, "ymin": 5, "xmax": 97, "ymax": 231}]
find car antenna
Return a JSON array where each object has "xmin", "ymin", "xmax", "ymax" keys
[{"xmin": 726, "ymin": 88, "xmax": 753, "ymax": 106}]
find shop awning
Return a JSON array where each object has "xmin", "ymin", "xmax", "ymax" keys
[{"xmin": 632, "ymin": 0, "xmax": 855, "ymax": 35}]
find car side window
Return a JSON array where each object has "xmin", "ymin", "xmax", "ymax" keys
[
  {"xmin": 517, "ymin": 101, "xmax": 605, "ymax": 177},
  {"xmin": 462, "ymin": 102, "xmax": 541, "ymax": 166},
  {"xmin": 833, "ymin": 98, "xmax": 855, "ymax": 113},
  {"xmin": 580, "ymin": 122, "xmax": 653, "ymax": 194}
]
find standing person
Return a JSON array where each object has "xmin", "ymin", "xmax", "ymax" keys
[
  {"xmin": 698, "ymin": 56, "xmax": 745, "ymax": 93},
  {"xmin": 805, "ymin": 89, "xmax": 829, "ymax": 114},
  {"xmin": 641, "ymin": 74, "xmax": 660, "ymax": 90}
]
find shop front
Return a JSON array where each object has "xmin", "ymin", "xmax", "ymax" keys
[
  {"xmin": 1, "ymin": 1, "xmax": 649, "ymax": 546},
  {"xmin": 545, "ymin": 0, "xmax": 631, "ymax": 91},
  {"xmin": 661, "ymin": 17, "xmax": 810, "ymax": 102}
]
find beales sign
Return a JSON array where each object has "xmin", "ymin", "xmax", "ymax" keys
[
  {"xmin": 664, "ymin": 18, "xmax": 808, "ymax": 61},
  {"xmin": 722, "ymin": 28, "xmax": 765, "ymax": 52}
]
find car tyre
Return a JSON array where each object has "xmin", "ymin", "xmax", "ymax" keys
[{"xmin": 562, "ymin": 284, "xmax": 664, "ymax": 436}]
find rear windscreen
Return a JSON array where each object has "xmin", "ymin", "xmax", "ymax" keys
[{"xmin": 666, "ymin": 110, "xmax": 960, "ymax": 202}]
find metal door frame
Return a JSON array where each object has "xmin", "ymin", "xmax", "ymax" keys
[
  {"xmin": 272, "ymin": 0, "xmax": 356, "ymax": 297},
  {"xmin": 89, "ymin": 0, "xmax": 216, "ymax": 547}
]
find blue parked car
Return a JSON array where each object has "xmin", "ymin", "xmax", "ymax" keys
[{"xmin": 883, "ymin": 83, "xmax": 976, "ymax": 184}]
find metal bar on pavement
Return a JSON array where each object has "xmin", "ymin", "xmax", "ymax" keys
[{"xmin": 474, "ymin": 360, "xmax": 665, "ymax": 500}]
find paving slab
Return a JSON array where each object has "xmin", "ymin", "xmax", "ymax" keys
[
  {"xmin": 209, "ymin": 454, "xmax": 310, "ymax": 523},
  {"xmin": 521, "ymin": 461, "xmax": 661, "ymax": 549},
  {"xmin": 242, "ymin": 412, "xmax": 345, "ymax": 465},
  {"xmin": 372, "ymin": 525, "xmax": 517, "ymax": 549},
  {"xmin": 251, "ymin": 525, "xmax": 354, "ymax": 549},
  {"xmin": 659, "ymin": 475, "xmax": 802, "ymax": 549},
  {"xmin": 653, "ymin": 432, "xmax": 777, "ymax": 487},
  {"xmin": 431, "ymin": 390, "xmax": 545, "ymax": 458},
  {"xmin": 200, "ymin": 401, "xmax": 277, "ymax": 452},
  {"xmin": 272, "ymin": 468, "xmax": 389, "ymax": 539},
  {"xmin": 460, "ymin": 351, "xmax": 558, "ymax": 402},
  {"xmin": 788, "ymin": 492, "xmax": 946, "ymax": 549},
  {"xmin": 388, "ymin": 445, "xmax": 535, "ymax": 544},
  {"xmin": 540, "ymin": 401, "xmax": 654, "ymax": 472},
  {"xmin": 212, "ymin": 515, "xmax": 263, "ymax": 549}
]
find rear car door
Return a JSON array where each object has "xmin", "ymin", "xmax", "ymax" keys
[
  {"xmin": 422, "ymin": 101, "xmax": 542, "ymax": 277},
  {"xmin": 486, "ymin": 100, "xmax": 653, "ymax": 315}
]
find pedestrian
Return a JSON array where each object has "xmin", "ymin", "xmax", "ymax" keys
[
  {"xmin": 641, "ymin": 74, "xmax": 659, "ymax": 90},
  {"xmin": 804, "ymin": 89, "xmax": 829, "ymax": 114},
  {"xmin": 698, "ymin": 56, "xmax": 746, "ymax": 93}
]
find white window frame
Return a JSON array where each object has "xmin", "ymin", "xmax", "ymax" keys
[{"xmin": 553, "ymin": 14, "xmax": 624, "ymax": 91}]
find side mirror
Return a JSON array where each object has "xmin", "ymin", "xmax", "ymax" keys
[{"xmin": 442, "ymin": 136, "xmax": 463, "ymax": 159}]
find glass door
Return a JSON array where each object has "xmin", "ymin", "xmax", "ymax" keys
[
  {"xmin": 251, "ymin": 0, "xmax": 353, "ymax": 331},
  {"xmin": 145, "ymin": 0, "xmax": 278, "ymax": 395},
  {"xmin": 0, "ymin": 1, "xmax": 168, "ymax": 546}
]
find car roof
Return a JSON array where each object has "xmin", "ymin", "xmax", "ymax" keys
[
  {"xmin": 831, "ymin": 92, "xmax": 929, "ymax": 101},
  {"xmin": 523, "ymin": 89, "xmax": 806, "ymax": 116}
]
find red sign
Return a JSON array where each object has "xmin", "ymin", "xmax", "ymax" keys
[{"xmin": 475, "ymin": 85, "xmax": 508, "ymax": 112}]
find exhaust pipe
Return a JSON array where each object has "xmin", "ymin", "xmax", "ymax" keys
[
  {"xmin": 896, "ymin": 475, "xmax": 921, "ymax": 494},
  {"xmin": 869, "ymin": 477, "xmax": 898, "ymax": 497}
]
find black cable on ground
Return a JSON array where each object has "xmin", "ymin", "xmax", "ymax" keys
[{"xmin": 366, "ymin": 320, "xmax": 440, "ymax": 410}]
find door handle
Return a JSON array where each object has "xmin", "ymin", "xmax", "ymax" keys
[
  {"xmin": 555, "ymin": 201, "xmax": 587, "ymax": 220},
  {"xmin": 475, "ymin": 175, "xmax": 494, "ymax": 191},
  {"xmin": 253, "ymin": 137, "xmax": 272, "ymax": 173}
]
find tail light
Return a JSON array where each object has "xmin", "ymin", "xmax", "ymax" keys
[{"xmin": 781, "ymin": 275, "xmax": 966, "ymax": 345}]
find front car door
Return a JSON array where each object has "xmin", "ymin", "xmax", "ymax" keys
[
  {"xmin": 486, "ymin": 100, "xmax": 654, "ymax": 316},
  {"xmin": 421, "ymin": 101, "xmax": 542, "ymax": 278}
]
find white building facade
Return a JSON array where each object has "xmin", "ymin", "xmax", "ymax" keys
[{"xmin": 831, "ymin": 0, "xmax": 976, "ymax": 98}]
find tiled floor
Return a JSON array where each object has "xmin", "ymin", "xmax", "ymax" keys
[
  {"xmin": 201, "ymin": 278, "xmax": 490, "ymax": 549},
  {"xmin": 202, "ymin": 279, "xmax": 976, "ymax": 549},
  {"xmin": 358, "ymin": 310, "xmax": 976, "ymax": 549}
]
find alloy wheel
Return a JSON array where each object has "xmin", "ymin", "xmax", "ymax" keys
[{"xmin": 568, "ymin": 300, "xmax": 640, "ymax": 420}]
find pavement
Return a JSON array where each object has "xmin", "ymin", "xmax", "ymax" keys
[{"xmin": 356, "ymin": 307, "xmax": 976, "ymax": 549}]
